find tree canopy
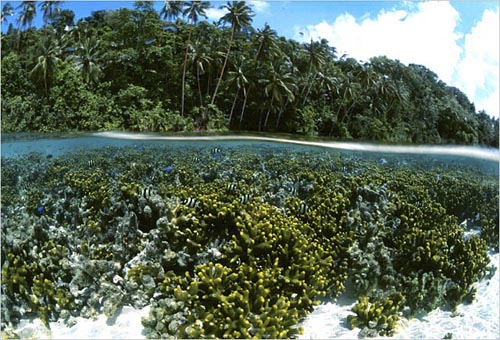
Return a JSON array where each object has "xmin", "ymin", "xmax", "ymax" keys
[{"xmin": 1, "ymin": 1, "xmax": 498, "ymax": 146}]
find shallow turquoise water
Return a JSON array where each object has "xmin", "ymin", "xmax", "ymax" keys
[{"xmin": 2, "ymin": 132, "xmax": 498, "ymax": 169}]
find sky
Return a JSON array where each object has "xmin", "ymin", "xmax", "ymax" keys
[{"xmin": 2, "ymin": 1, "xmax": 499, "ymax": 118}]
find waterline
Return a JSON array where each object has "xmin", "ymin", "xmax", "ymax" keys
[{"xmin": 94, "ymin": 131, "xmax": 499, "ymax": 162}]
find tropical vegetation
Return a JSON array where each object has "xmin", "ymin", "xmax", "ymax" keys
[{"xmin": 1, "ymin": 0, "xmax": 498, "ymax": 146}]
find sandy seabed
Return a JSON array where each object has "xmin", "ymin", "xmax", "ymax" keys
[{"xmin": 8, "ymin": 253, "xmax": 498, "ymax": 340}]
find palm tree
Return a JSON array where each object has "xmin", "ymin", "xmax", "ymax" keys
[
  {"xmin": 300, "ymin": 39, "xmax": 329, "ymax": 106},
  {"xmin": 225, "ymin": 56, "xmax": 250, "ymax": 125},
  {"xmin": 1, "ymin": 2, "xmax": 14, "ymax": 24},
  {"xmin": 16, "ymin": 0, "xmax": 37, "ymax": 54},
  {"xmin": 260, "ymin": 62, "xmax": 296, "ymax": 130},
  {"xmin": 180, "ymin": 1, "xmax": 210, "ymax": 116},
  {"xmin": 39, "ymin": 0, "xmax": 63, "ymax": 24},
  {"xmin": 17, "ymin": 1, "xmax": 37, "ymax": 30},
  {"xmin": 160, "ymin": 0, "xmax": 185, "ymax": 22},
  {"xmin": 73, "ymin": 36, "xmax": 102, "ymax": 84},
  {"xmin": 252, "ymin": 23, "xmax": 279, "ymax": 63},
  {"xmin": 210, "ymin": 1, "xmax": 254, "ymax": 106},
  {"xmin": 339, "ymin": 73, "xmax": 362, "ymax": 125},
  {"xmin": 190, "ymin": 39, "xmax": 213, "ymax": 106},
  {"xmin": 30, "ymin": 33, "xmax": 61, "ymax": 95}
]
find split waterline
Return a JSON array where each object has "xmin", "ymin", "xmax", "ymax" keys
[
  {"xmin": 2, "ymin": 131, "xmax": 498, "ymax": 161},
  {"xmin": 94, "ymin": 131, "xmax": 500, "ymax": 161},
  {"xmin": 1, "ymin": 132, "xmax": 498, "ymax": 339}
]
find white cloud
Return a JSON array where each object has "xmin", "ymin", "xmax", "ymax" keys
[
  {"xmin": 296, "ymin": 2, "xmax": 462, "ymax": 84},
  {"xmin": 205, "ymin": 7, "xmax": 228, "ymax": 23},
  {"xmin": 455, "ymin": 8, "xmax": 499, "ymax": 117},
  {"xmin": 250, "ymin": 0, "xmax": 270, "ymax": 13},
  {"xmin": 294, "ymin": 3, "xmax": 500, "ymax": 118}
]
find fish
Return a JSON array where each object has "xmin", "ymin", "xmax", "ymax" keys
[
  {"xmin": 163, "ymin": 166, "xmax": 174, "ymax": 173},
  {"xmin": 227, "ymin": 183, "xmax": 236, "ymax": 192},
  {"xmin": 211, "ymin": 148, "xmax": 222, "ymax": 158},
  {"xmin": 299, "ymin": 202, "xmax": 308, "ymax": 214},
  {"xmin": 37, "ymin": 205, "xmax": 45, "ymax": 214},
  {"xmin": 182, "ymin": 197, "xmax": 201, "ymax": 208},
  {"xmin": 239, "ymin": 194, "xmax": 251, "ymax": 204},
  {"xmin": 289, "ymin": 185, "xmax": 298, "ymax": 196},
  {"xmin": 142, "ymin": 186, "xmax": 154, "ymax": 198},
  {"xmin": 88, "ymin": 159, "xmax": 96, "ymax": 167}
]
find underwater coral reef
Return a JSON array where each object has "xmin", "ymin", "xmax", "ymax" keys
[{"xmin": 1, "ymin": 143, "xmax": 498, "ymax": 338}]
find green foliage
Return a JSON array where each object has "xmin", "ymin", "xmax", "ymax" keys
[
  {"xmin": 1, "ymin": 3, "xmax": 497, "ymax": 145},
  {"xmin": 294, "ymin": 105, "xmax": 318, "ymax": 136}
]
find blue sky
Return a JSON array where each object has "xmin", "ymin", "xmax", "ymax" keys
[{"xmin": 2, "ymin": 1, "xmax": 499, "ymax": 118}]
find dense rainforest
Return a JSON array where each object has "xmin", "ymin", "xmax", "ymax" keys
[{"xmin": 1, "ymin": 1, "xmax": 498, "ymax": 146}]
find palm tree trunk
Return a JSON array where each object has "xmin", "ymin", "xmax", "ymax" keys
[
  {"xmin": 181, "ymin": 27, "xmax": 193, "ymax": 116},
  {"xmin": 302, "ymin": 74, "xmax": 316, "ymax": 106},
  {"xmin": 335, "ymin": 87, "xmax": 348, "ymax": 124},
  {"xmin": 343, "ymin": 97, "xmax": 360, "ymax": 125},
  {"xmin": 206, "ymin": 68, "xmax": 211, "ymax": 97},
  {"xmin": 229, "ymin": 87, "xmax": 240, "ymax": 125},
  {"xmin": 197, "ymin": 64, "xmax": 203, "ymax": 107},
  {"xmin": 300, "ymin": 63, "xmax": 313, "ymax": 99},
  {"xmin": 211, "ymin": 27, "xmax": 234, "ymax": 105},
  {"xmin": 239, "ymin": 86, "xmax": 249, "ymax": 129},
  {"xmin": 263, "ymin": 97, "xmax": 274, "ymax": 129},
  {"xmin": 276, "ymin": 101, "xmax": 287, "ymax": 128},
  {"xmin": 330, "ymin": 89, "xmax": 347, "ymax": 136}
]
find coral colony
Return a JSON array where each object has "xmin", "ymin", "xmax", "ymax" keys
[{"xmin": 1, "ymin": 144, "xmax": 498, "ymax": 338}]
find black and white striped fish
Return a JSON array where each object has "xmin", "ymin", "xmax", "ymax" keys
[
  {"xmin": 142, "ymin": 186, "xmax": 155, "ymax": 198},
  {"xmin": 239, "ymin": 194, "xmax": 251, "ymax": 204},
  {"xmin": 299, "ymin": 202, "xmax": 309, "ymax": 214},
  {"xmin": 211, "ymin": 147, "xmax": 221, "ymax": 155},
  {"xmin": 182, "ymin": 197, "xmax": 201, "ymax": 208},
  {"xmin": 88, "ymin": 159, "xmax": 97, "ymax": 167},
  {"xmin": 227, "ymin": 183, "xmax": 237, "ymax": 192}
]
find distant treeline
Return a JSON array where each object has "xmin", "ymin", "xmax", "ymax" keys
[{"xmin": 1, "ymin": 1, "xmax": 498, "ymax": 146}]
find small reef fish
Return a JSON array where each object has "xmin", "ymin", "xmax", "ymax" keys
[
  {"xmin": 227, "ymin": 183, "xmax": 237, "ymax": 192},
  {"xmin": 142, "ymin": 186, "xmax": 155, "ymax": 198},
  {"xmin": 239, "ymin": 194, "xmax": 251, "ymax": 204},
  {"xmin": 88, "ymin": 160, "xmax": 97, "ymax": 167},
  {"xmin": 163, "ymin": 166, "xmax": 174, "ymax": 173},
  {"xmin": 299, "ymin": 202, "xmax": 308, "ymax": 214},
  {"xmin": 289, "ymin": 185, "xmax": 298, "ymax": 196},
  {"xmin": 37, "ymin": 205, "xmax": 45, "ymax": 214},
  {"xmin": 183, "ymin": 197, "xmax": 201, "ymax": 208},
  {"xmin": 211, "ymin": 148, "xmax": 222, "ymax": 158}
]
